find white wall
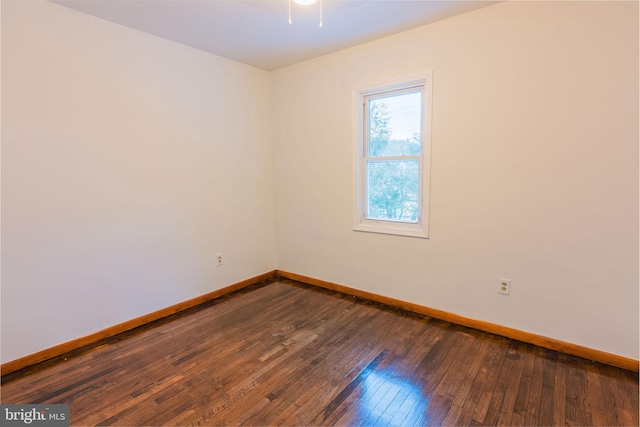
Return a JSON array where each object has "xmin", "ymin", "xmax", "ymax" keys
[
  {"xmin": 1, "ymin": 0, "xmax": 276, "ymax": 362},
  {"xmin": 272, "ymin": 1, "xmax": 639, "ymax": 359}
]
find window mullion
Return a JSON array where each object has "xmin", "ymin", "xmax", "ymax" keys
[{"xmin": 366, "ymin": 155, "xmax": 420, "ymax": 162}]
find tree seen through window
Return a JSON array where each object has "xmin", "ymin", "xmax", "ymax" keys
[{"xmin": 366, "ymin": 91, "xmax": 422, "ymax": 222}]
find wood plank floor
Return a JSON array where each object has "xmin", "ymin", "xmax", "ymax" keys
[{"xmin": 2, "ymin": 279, "xmax": 638, "ymax": 426}]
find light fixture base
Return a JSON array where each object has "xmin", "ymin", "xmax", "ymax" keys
[{"xmin": 288, "ymin": 0, "xmax": 323, "ymax": 27}]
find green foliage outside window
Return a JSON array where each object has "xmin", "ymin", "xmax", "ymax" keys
[{"xmin": 366, "ymin": 98, "xmax": 421, "ymax": 223}]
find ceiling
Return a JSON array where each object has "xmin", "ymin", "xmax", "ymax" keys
[{"xmin": 51, "ymin": 0, "xmax": 498, "ymax": 71}]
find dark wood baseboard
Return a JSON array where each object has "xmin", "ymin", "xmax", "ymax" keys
[
  {"xmin": 276, "ymin": 270, "xmax": 639, "ymax": 372},
  {"xmin": 1, "ymin": 271, "xmax": 277, "ymax": 376}
]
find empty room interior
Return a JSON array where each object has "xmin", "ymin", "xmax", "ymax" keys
[{"xmin": 1, "ymin": 0, "xmax": 638, "ymax": 426}]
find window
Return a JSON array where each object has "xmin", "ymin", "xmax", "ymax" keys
[{"xmin": 354, "ymin": 75, "xmax": 432, "ymax": 238}]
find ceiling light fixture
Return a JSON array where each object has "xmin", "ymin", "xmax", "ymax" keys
[{"xmin": 288, "ymin": 0, "xmax": 323, "ymax": 27}]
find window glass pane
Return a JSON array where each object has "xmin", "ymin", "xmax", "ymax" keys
[
  {"xmin": 366, "ymin": 160, "xmax": 419, "ymax": 223},
  {"xmin": 368, "ymin": 91, "xmax": 421, "ymax": 157}
]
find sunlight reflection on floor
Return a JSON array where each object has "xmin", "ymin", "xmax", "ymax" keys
[{"xmin": 357, "ymin": 369, "xmax": 431, "ymax": 426}]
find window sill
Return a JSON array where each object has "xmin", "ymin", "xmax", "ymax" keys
[{"xmin": 353, "ymin": 222, "xmax": 429, "ymax": 239}]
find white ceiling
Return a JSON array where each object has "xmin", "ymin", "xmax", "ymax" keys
[{"xmin": 51, "ymin": 0, "xmax": 498, "ymax": 71}]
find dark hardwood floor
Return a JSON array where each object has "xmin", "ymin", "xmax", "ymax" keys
[{"xmin": 2, "ymin": 279, "xmax": 638, "ymax": 426}]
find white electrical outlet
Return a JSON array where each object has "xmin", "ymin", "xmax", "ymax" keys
[
  {"xmin": 498, "ymin": 278, "xmax": 510, "ymax": 295},
  {"xmin": 216, "ymin": 253, "xmax": 224, "ymax": 266}
]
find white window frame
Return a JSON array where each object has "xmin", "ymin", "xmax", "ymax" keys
[{"xmin": 353, "ymin": 73, "xmax": 432, "ymax": 239}]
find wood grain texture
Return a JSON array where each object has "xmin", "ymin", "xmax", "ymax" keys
[
  {"xmin": 1, "ymin": 271, "xmax": 277, "ymax": 376},
  {"xmin": 2, "ymin": 279, "xmax": 637, "ymax": 426},
  {"xmin": 276, "ymin": 270, "xmax": 639, "ymax": 372}
]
